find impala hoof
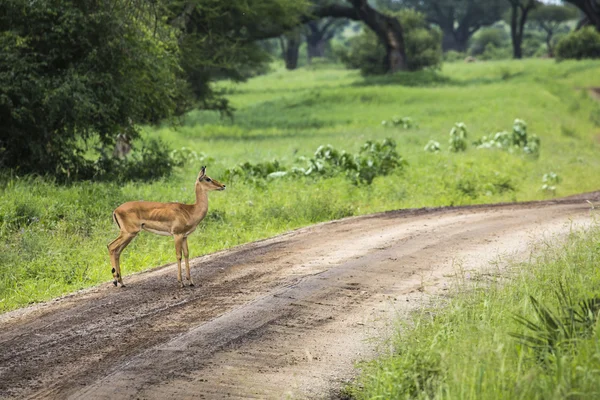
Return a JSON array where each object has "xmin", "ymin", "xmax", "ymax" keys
[
  {"xmin": 189, "ymin": 282, "xmax": 195, "ymax": 287},
  {"xmin": 113, "ymin": 280, "xmax": 118, "ymax": 287}
]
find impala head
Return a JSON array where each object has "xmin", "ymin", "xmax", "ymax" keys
[{"xmin": 196, "ymin": 166, "xmax": 226, "ymax": 191}]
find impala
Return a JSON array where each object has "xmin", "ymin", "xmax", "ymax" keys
[{"xmin": 108, "ymin": 166, "xmax": 226, "ymax": 288}]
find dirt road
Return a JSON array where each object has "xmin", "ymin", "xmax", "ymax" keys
[{"xmin": 1, "ymin": 193, "xmax": 598, "ymax": 399}]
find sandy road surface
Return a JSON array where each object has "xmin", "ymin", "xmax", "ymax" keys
[{"xmin": 1, "ymin": 193, "xmax": 599, "ymax": 399}]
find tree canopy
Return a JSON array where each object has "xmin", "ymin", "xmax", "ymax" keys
[{"xmin": 376, "ymin": 0, "xmax": 509, "ymax": 52}]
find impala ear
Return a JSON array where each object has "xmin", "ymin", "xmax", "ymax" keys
[{"xmin": 198, "ymin": 166, "xmax": 206, "ymax": 180}]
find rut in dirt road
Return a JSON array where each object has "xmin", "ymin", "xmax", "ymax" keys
[{"xmin": 0, "ymin": 194, "xmax": 598, "ymax": 399}]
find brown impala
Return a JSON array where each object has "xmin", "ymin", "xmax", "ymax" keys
[{"xmin": 108, "ymin": 166, "xmax": 226, "ymax": 287}]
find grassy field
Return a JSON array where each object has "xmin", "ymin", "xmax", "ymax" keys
[
  {"xmin": 346, "ymin": 222, "xmax": 600, "ymax": 400},
  {"xmin": 1, "ymin": 59, "xmax": 600, "ymax": 312}
]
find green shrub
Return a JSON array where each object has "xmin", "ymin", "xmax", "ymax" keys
[
  {"xmin": 474, "ymin": 119, "xmax": 541, "ymax": 157},
  {"xmin": 336, "ymin": 9, "xmax": 442, "ymax": 75},
  {"xmin": 424, "ymin": 140, "xmax": 441, "ymax": 153},
  {"xmin": 381, "ymin": 116, "xmax": 416, "ymax": 128},
  {"xmin": 555, "ymin": 27, "xmax": 600, "ymax": 61},
  {"xmin": 449, "ymin": 123, "xmax": 468, "ymax": 152},
  {"xmin": 443, "ymin": 50, "xmax": 466, "ymax": 62},
  {"xmin": 470, "ymin": 27, "xmax": 510, "ymax": 56}
]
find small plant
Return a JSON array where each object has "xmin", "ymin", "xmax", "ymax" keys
[
  {"xmin": 541, "ymin": 172, "xmax": 560, "ymax": 192},
  {"xmin": 424, "ymin": 140, "xmax": 441, "ymax": 153},
  {"xmin": 475, "ymin": 119, "xmax": 540, "ymax": 157},
  {"xmin": 296, "ymin": 138, "xmax": 407, "ymax": 185},
  {"xmin": 510, "ymin": 284, "xmax": 600, "ymax": 360},
  {"xmin": 449, "ymin": 123, "xmax": 468, "ymax": 152},
  {"xmin": 382, "ymin": 116, "xmax": 416, "ymax": 129},
  {"xmin": 224, "ymin": 160, "xmax": 287, "ymax": 182}
]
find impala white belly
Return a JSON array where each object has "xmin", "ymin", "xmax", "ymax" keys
[{"xmin": 142, "ymin": 226, "xmax": 172, "ymax": 236}]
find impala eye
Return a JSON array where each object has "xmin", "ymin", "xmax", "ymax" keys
[{"xmin": 205, "ymin": 178, "xmax": 211, "ymax": 182}]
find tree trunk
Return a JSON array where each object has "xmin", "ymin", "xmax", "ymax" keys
[
  {"xmin": 284, "ymin": 36, "xmax": 301, "ymax": 70},
  {"xmin": 347, "ymin": 0, "xmax": 407, "ymax": 72},
  {"xmin": 510, "ymin": 4, "xmax": 522, "ymax": 59},
  {"xmin": 546, "ymin": 30, "xmax": 554, "ymax": 57},
  {"xmin": 307, "ymin": 38, "xmax": 326, "ymax": 61},
  {"xmin": 566, "ymin": 0, "xmax": 600, "ymax": 31}
]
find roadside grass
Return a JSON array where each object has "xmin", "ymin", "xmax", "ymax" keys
[
  {"xmin": 346, "ymin": 221, "xmax": 600, "ymax": 400},
  {"xmin": 1, "ymin": 59, "xmax": 600, "ymax": 312}
]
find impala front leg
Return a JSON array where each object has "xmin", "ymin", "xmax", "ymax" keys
[
  {"xmin": 183, "ymin": 237, "xmax": 194, "ymax": 286},
  {"xmin": 174, "ymin": 234, "xmax": 184, "ymax": 288}
]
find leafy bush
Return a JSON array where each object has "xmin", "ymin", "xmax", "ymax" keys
[
  {"xmin": 92, "ymin": 138, "xmax": 174, "ymax": 182},
  {"xmin": 443, "ymin": 50, "xmax": 467, "ymax": 62},
  {"xmin": 474, "ymin": 119, "xmax": 541, "ymax": 157},
  {"xmin": 224, "ymin": 160, "xmax": 287, "ymax": 181},
  {"xmin": 298, "ymin": 138, "xmax": 407, "ymax": 185},
  {"xmin": 470, "ymin": 28, "xmax": 510, "ymax": 56},
  {"xmin": 555, "ymin": 27, "xmax": 600, "ymax": 61},
  {"xmin": 449, "ymin": 123, "xmax": 468, "ymax": 152},
  {"xmin": 510, "ymin": 284, "xmax": 600, "ymax": 360},
  {"xmin": 541, "ymin": 172, "xmax": 560, "ymax": 192},
  {"xmin": 0, "ymin": 0, "xmax": 187, "ymax": 180},
  {"xmin": 336, "ymin": 9, "xmax": 442, "ymax": 75},
  {"xmin": 381, "ymin": 116, "xmax": 416, "ymax": 128},
  {"xmin": 226, "ymin": 138, "xmax": 407, "ymax": 186},
  {"xmin": 424, "ymin": 140, "xmax": 441, "ymax": 153}
]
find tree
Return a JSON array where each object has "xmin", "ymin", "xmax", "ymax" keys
[
  {"xmin": 337, "ymin": 9, "xmax": 441, "ymax": 74},
  {"xmin": 279, "ymin": 29, "xmax": 303, "ymax": 70},
  {"xmin": 564, "ymin": 0, "xmax": 600, "ymax": 32},
  {"xmin": 170, "ymin": 0, "xmax": 309, "ymax": 109},
  {"xmin": 306, "ymin": 18, "xmax": 348, "ymax": 61},
  {"xmin": 0, "ymin": 0, "xmax": 187, "ymax": 178},
  {"xmin": 507, "ymin": 0, "xmax": 539, "ymax": 59},
  {"xmin": 376, "ymin": 0, "xmax": 509, "ymax": 52},
  {"xmin": 529, "ymin": 4, "xmax": 578, "ymax": 56},
  {"xmin": 308, "ymin": 0, "xmax": 408, "ymax": 71}
]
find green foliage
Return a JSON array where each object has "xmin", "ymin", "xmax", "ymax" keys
[
  {"xmin": 541, "ymin": 172, "xmax": 561, "ymax": 192},
  {"xmin": 336, "ymin": 10, "xmax": 441, "ymax": 75},
  {"xmin": 0, "ymin": 0, "xmax": 186, "ymax": 180},
  {"xmin": 475, "ymin": 119, "xmax": 541, "ymax": 157},
  {"xmin": 510, "ymin": 284, "xmax": 600, "ymax": 360},
  {"xmin": 381, "ymin": 116, "xmax": 416, "ymax": 128},
  {"xmin": 298, "ymin": 139, "xmax": 408, "ymax": 185},
  {"xmin": 556, "ymin": 27, "xmax": 600, "ymax": 61},
  {"xmin": 443, "ymin": 50, "xmax": 467, "ymax": 62},
  {"xmin": 470, "ymin": 27, "xmax": 510, "ymax": 56},
  {"xmin": 424, "ymin": 140, "xmax": 441, "ymax": 153},
  {"xmin": 224, "ymin": 139, "xmax": 407, "ymax": 186},
  {"xmin": 224, "ymin": 160, "xmax": 287, "ymax": 182},
  {"xmin": 449, "ymin": 123, "xmax": 468, "ymax": 152}
]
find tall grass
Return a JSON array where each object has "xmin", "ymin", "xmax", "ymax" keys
[
  {"xmin": 348, "ymin": 223, "xmax": 600, "ymax": 399},
  {"xmin": 1, "ymin": 59, "xmax": 600, "ymax": 312}
]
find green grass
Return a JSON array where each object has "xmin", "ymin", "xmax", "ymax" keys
[
  {"xmin": 2, "ymin": 59, "xmax": 600, "ymax": 312},
  {"xmin": 346, "ymin": 222, "xmax": 600, "ymax": 400}
]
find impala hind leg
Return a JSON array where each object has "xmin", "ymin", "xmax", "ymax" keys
[
  {"xmin": 108, "ymin": 232, "xmax": 137, "ymax": 287},
  {"xmin": 182, "ymin": 237, "xmax": 194, "ymax": 286},
  {"xmin": 174, "ymin": 234, "xmax": 185, "ymax": 288}
]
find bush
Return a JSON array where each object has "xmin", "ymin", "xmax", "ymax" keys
[
  {"xmin": 449, "ymin": 123, "xmax": 468, "ymax": 152},
  {"xmin": 474, "ymin": 119, "xmax": 541, "ymax": 157},
  {"xmin": 225, "ymin": 138, "xmax": 407, "ymax": 185},
  {"xmin": 0, "ymin": 0, "xmax": 187, "ymax": 180},
  {"xmin": 336, "ymin": 9, "xmax": 442, "ymax": 75},
  {"xmin": 443, "ymin": 50, "xmax": 467, "ymax": 62},
  {"xmin": 470, "ymin": 28, "xmax": 510, "ymax": 56},
  {"xmin": 555, "ymin": 27, "xmax": 600, "ymax": 61}
]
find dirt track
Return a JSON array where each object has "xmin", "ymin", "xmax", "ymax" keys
[{"xmin": 1, "ymin": 193, "xmax": 599, "ymax": 399}]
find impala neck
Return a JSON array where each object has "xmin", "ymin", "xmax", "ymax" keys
[{"xmin": 193, "ymin": 185, "xmax": 209, "ymax": 218}]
